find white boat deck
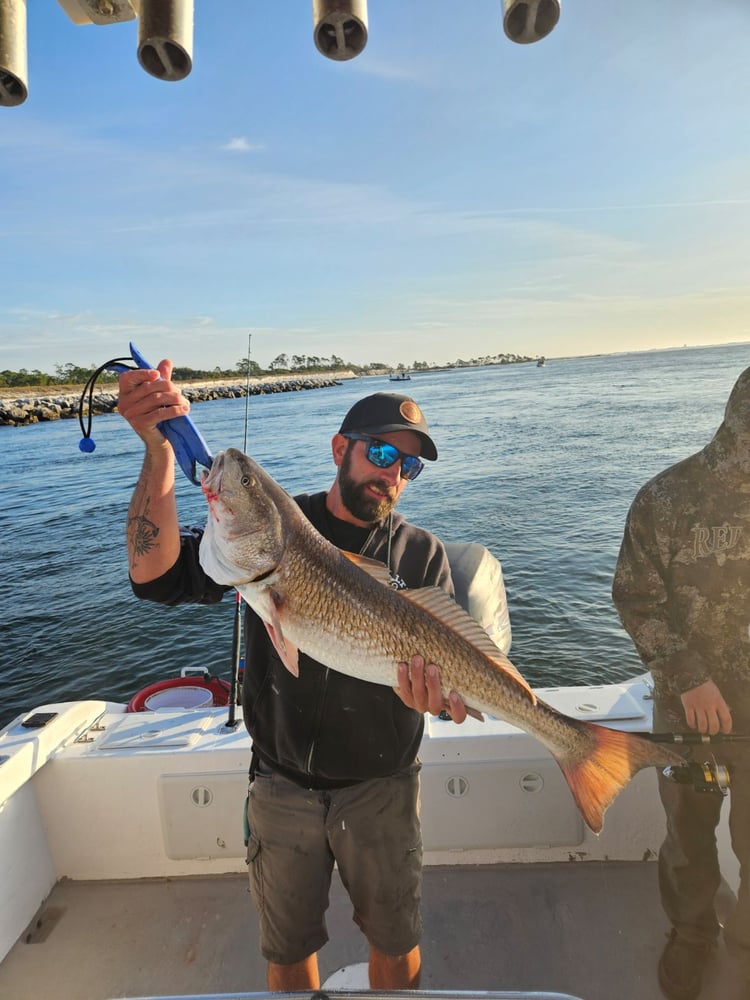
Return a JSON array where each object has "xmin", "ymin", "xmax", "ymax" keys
[
  {"xmin": 0, "ymin": 679, "xmax": 745, "ymax": 1000},
  {"xmin": 0, "ymin": 863, "xmax": 745, "ymax": 999}
]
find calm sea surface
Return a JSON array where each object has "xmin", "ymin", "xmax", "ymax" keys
[{"xmin": 2, "ymin": 343, "xmax": 749, "ymax": 729}]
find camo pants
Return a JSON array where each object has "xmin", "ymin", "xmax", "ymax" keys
[{"xmin": 654, "ymin": 685, "xmax": 750, "ymax": 978}]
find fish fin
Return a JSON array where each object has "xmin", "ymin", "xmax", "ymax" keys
[
  {"xmin": 402, "ymin": 587, "xmax": 536, "ymax": 704},
  {"xmin": 341, "ymin": 551, "xmax": 393, "ymax": 587},
  {"xmin": 550, "ymin": 713, "xmax": 685, "ymax": 834},
  {"xmin": 263, "ymin": 618, "xmax": 299, "ymax": 677},
  {"xmin": 432, "ymin": 694, "xmax": 485, "ymax": 722},
  {"xmin": 463, "ymin": 704, "xmax": 485, "ymax": 722}
]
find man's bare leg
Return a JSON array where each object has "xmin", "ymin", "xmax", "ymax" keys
[
  {"xmin": 267, "ymin": 954, "xmax": 320, "ymax": 991},
  {"xmin": 369, "ymin": 944, "xmax": 421, "ymax": 989}
]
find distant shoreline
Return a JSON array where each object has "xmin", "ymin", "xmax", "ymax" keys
[
  {"xmin": 0, "ymin": 371, "xmax": 359, "ymax": 428},
  {"xmin": 2, "ymin": 342, "xmax": 747, "ymax": 405},
  {"xmin": 5, "ymin": 342, "xmax": 744, "ymax": 418},
  {"xmin": 0, "ymin": 369, "xmax": 361, "ymax": 405}
]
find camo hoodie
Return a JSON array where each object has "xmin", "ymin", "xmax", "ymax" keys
[{"xmin": 612, "ymin": 366, "xmax": 750, "ymax": 709}]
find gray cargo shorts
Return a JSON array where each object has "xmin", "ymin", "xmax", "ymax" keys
[{"xmin": 246, "ymin": 760, "xmax": 423, "ymax": 965}]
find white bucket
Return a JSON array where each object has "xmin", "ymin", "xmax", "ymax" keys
[{"xmin": 144, "ymin": 685, "xmax": 214, "ymax": 710}]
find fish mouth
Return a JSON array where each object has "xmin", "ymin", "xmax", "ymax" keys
[{"xmin": 201, "ymin": 449, "xmax": 225, "ymax": 498}]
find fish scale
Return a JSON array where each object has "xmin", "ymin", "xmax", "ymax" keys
[{"xmin": 277, "ymin": 536, "xmax": 510, "ymax": 696}]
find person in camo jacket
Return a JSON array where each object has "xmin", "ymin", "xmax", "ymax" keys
[{"xmin": 612, "ymin": 366, "xmax": 750, "ymax": 1000}]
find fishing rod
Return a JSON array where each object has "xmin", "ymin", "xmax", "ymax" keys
[
  {"xmin": 637, "ymin": 732, "xmax": 750, "ymax": 797},
  {"xmin": 641, "ymin": 732, "xmax": 750, "ymax": 745},
  {"xmin": 224, "ymin": 333, "xmax": 253, "ymax": 729}
]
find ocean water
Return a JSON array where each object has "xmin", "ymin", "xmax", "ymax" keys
[{"xmin": 2, "ymin": 342, "xmax": 748, "ymax": 729}]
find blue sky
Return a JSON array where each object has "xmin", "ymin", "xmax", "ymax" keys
[{"xmin": 2, "ymin": 0, "xmax": 749, "ymax": 372}]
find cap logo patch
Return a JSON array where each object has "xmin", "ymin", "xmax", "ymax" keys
[{"xmin": 400, "ymin": 401, "xmax": 422, "ymax": 425}]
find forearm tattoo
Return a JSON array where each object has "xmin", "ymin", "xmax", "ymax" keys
[{"xmin": 127, "ymin": 491, "xmax": 160, "ymax": 568}]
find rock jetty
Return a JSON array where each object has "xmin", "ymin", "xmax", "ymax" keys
[{"xmin": 0, "ymin": 374, "xmax": 354, "ymax": 428}]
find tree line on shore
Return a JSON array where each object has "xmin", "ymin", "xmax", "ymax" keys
[{"xmin": 1, "ymin": 351, "xmax": 538, "ymax": 390}]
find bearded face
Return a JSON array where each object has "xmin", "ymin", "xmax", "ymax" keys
[{"xmin": 338, "ymin": 442, "xmax": 399, "ymax": 524}]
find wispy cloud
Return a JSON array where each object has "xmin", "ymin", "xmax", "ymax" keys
[{"xmin": 221, "ymin": 136, "xmax": 266, "ymax": 153}]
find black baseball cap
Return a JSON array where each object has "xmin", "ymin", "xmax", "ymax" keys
[{"xmin": 339, "ymin": 392, "xmax": 438, "ymax": 461}]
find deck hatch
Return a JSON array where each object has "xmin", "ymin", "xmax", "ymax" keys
[
  {"xmin": 95, "ymin": 712, "xmax": 212, "ymax": 751},
  {"xmin": 420, "ymin": 757, "xmax": 584, "ymax": 849},
  {"xmin": 158, "ymin": 771, "xmax": 246, "ymax": 860}
]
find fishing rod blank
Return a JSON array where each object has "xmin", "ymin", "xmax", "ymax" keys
[
  {"xmin": 640, "ymin": 732, "xmax": 750, "ymax": 744},
  {"xmin": 224, "ymin": 333, "xmax": 253, "ymax": 729}
]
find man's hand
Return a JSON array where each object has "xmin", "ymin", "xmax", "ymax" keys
[
  {"xmin": 117, "ymin": 359, "xmax": 190, "ymax": 447},
  {"xmin": 680, "ymin": 680, "xmax": 732, "ymax": 736},
  {"xmin": 394, "ymin": 654, "xmax": 472, "ymax": 724}
]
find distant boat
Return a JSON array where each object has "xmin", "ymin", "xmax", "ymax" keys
[
  {"xmin": 537, "ymin": 358, "xmax": 546, "ymax": 368},
  {"xmin": 389, "ymin": 371, "xmax": 411, "ymax": 381}
]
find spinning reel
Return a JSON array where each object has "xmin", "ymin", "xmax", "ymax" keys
[
  {"xmin": 644, "ymin": 732, "xmax": 740, "ymax": 797},
  {"xmin": 662, "ymin": 755, "xmax": 731, "ymax": 797}
]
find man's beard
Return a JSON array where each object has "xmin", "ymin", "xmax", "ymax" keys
[{"xmin": 338, "ymin": 446, "xmax": 398, "ymax": 523}]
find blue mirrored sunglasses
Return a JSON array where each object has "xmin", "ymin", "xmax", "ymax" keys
[{"xmin": 343, "ymin": 433, "xmax": 425, "ymax": 481}]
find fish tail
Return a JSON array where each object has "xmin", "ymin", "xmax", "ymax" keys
[{"xmin": 554, "ymin": 723, "xmax": 680, "ymax": 834}]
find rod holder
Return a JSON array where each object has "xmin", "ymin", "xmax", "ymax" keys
[
  {"xmin": 0, "ymin": 0, "xmax": 27, "ymax": 107},
  {"xmin": 56, "ymin": 0, "xmax": 136, "ymax": 26},
  {"xmin": 503, "ymin": 0, "xmax": 560, "ymax": 44},
  {"xmin": 137, "ymin": 0, "xmax": 193, "ymax": 81},
  {"xmin": 312, "ymin": 0, "xmax": 368, "ymax": 61}
]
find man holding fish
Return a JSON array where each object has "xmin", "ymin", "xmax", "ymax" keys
[
  {"xmin": 119, "ymin": 359, "xmax": 677, "ymax": 991},
  {"xmin": 118, "ymin": 359, "xmax": 468, "ymax": 991}
]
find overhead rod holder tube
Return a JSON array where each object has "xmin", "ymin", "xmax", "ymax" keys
[
  {"xmin": 0, "ymin": 0, "xmax": 28, "ymax": 107},
  {"xmin": 313, "ymin": 0, "xmax": 368, "ymax": 62},
  {"xmin": 137, "ymin": 0, "xmax": 193, "ymax": 82},
  {"xmin": 503, "ymin": 0, "xmax": 560, "ymax": 45}
]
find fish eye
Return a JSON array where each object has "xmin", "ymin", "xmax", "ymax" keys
[{"xmin": 240, "ymin": 475, "xmax": 254, "ymax": 488}]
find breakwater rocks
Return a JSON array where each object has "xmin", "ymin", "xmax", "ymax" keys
[{"xmin": 0, "ymin": 374, "xmax": 352, "ymax": 428}]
